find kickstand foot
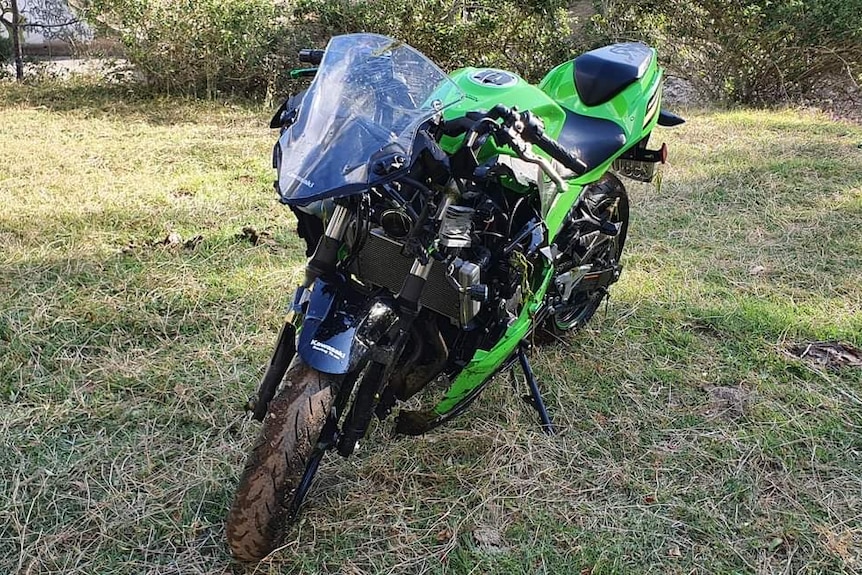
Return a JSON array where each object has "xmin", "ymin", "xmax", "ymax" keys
[{"xmin": 517, "ymin": 344, "xmax": 555, "ymax": 435}]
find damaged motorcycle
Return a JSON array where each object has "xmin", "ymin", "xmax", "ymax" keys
[{"xmin": 226, "ymin": 33, "xmax": 684, "ymax": 560}]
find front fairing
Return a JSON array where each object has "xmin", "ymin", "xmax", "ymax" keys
[{"xmin": 274, "ymin": 34, "xmax": 464, "ymax": 206}]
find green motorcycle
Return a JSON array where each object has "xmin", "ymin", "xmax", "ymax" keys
[{"xmin": 227, "ymin": 33, "xmax": 684, "ymax": 560}]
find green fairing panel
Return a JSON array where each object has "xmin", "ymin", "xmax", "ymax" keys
[
  {"xmin": 439, "ymin": 57, "xmax": 663, "ymax": 184},
  {"xmin": 433, "ymin": 268, "xmax": 555, "ymax": 415},
  {"xmin": 439, "ymin": 67, "xmax": 568, "ymax": 161},
  {"xmin": 538, "ymin": 51, "xmax": 663, "ymax": 154},
  {"xmin": 429, "ymin": 54, "xmax": 664, "ymax": 418}
]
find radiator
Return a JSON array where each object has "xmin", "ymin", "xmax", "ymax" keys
[{"xmin": 352, "ymin": 229, "xmax": 461, "ymax": 322}]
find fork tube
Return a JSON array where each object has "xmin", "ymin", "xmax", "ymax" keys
[{"xmin": 303, "ymin": 204, "xmax": 350, "ymax": 287}]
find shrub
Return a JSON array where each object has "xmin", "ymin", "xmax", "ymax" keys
[
  {"xmin": 293, "ymin": 0, "xmax": 577, "ymax": 83},
  {"xmin": 80, "ymin": 0, "xmax": 585, "ymax": 97},
  {"xmin": 83, "ymin": 0, "xmax": 291, "ymax": 98},
  {"xmin": 594, "ymin": 0, "xmax": 862, "ymax": 104},
  {"xmin": 0, "ymin": 34, "xmax": 12, "ymax": 63}
]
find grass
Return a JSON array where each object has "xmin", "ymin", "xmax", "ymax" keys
[{"xmin": 1, "ymin": 79, "xmax": 861, "ymax": 574}]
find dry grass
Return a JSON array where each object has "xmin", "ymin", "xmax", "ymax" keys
[{"xmin": 1, "ymin": 80, "xmax": 861, "ymax": 574}]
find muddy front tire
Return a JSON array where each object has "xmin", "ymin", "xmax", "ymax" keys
[{"xmin": 226, "ymin": 357, "xmax": 338, "ymax": 561}]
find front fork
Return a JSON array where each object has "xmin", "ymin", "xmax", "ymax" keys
[
  {"xmin": 336, "ymin": 258, "xmax": 432, "ymax": 456},
  {"xmin": 253, "ymin": 203, "xmax": 434, "ymax": 441},
  {"xmin": 250, "ymin": 204, "xmax": 351, "ymax": 420},
  {"xmin": 302, "ymin": 203, "xmax": 351, "ymax": 288}
]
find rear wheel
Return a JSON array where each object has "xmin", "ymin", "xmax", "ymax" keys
[
  {"xmin": 547, "ymin": 174, "xmax": 629, "ymax": 334},
  {"xmin": 226, "ymin": 357, "xmax": 338, "ymax": 561}
]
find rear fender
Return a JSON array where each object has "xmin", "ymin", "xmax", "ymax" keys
[{"xmin": 297, "ymin": 277, "xmax": 399, "ymax": 374}]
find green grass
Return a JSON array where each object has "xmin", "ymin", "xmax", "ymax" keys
[{"xmin": 1, "ymin": 80, "xmax": 861, "ymax": 574}]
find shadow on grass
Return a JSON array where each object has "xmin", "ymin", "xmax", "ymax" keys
[{"xmin": 0, "ymin": 79, "xmax": 271, "ymax": 126}]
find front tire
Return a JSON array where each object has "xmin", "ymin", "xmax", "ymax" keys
[{"xmin": 226, "ymin": 357, "xmax": 338, "ymax": 561}]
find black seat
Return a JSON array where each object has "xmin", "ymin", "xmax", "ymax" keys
[
  {"xmin": 574, "ymin": 43, "xmax": 653, "ymax": 107},
  {"xmin": 554, "ymin": 109, "xmax": 626, "ymax": 173}
]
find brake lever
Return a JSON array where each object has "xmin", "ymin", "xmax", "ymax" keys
[
  {"xmin": 453, "ymin": 106, "xmax": 568, "ymax": 191},
  {"xmin": 493, "ymin": 117, "xmax": 567, "ymax": 192}
]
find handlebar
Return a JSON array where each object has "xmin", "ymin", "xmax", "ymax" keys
[
  {"xmin": 530, "ymin": 127, "xmax": 588, "ymax": 176},
  {"xmin": 444, "ymin": 105, "xmax": 588, "ymax": 177},
  {"xmin": 489, "ymin": 105, "xmax": 588, "ymax": 176}
]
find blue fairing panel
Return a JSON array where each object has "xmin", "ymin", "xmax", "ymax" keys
[{"xmin": 297, "ymin": 278, "xmax": 371, "ymax": 374}]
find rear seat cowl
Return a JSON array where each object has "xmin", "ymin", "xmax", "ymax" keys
[{"xmin": 574, "ymin": 43, "xmax": 653, "ymax": 107}]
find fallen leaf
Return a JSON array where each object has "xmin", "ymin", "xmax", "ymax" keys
[
  {"xmin": 767, "ymin": 537, "xmax": 784, "ymax": 551},
  {"xmin": 473, "ymin": 525, "xmax": 508, "ymax": 553},
  {"xmin": 237, "ymin": 226, "xmax": 271, "ymax": 246},
  {"xmin": 473, "ymin": 526, "xmax": 502, "ymax": 546},
  {"xmin": 815, "ymin": 525, "xmax": 855, "ymax": 562},
  {"xmin": 667, "ymin": 544, "xmax": 682, "ymax": 557},
  {"xmin": 184, "ymin": 234, "xmax": 203, "ymax": 250},
  {"xmin": 705, "ymin": 385, "xmax": 751, "ymax": 419}
]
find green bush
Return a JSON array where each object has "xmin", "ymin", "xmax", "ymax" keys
[
  {"xmin": 83, "ymin": 0, "xmax": 582, "ymax": 97},
  {"xmin": 594, "ymin": 0, "xmax": 862, "ymax": 104},
  {"xmin": 84, "ymin": 0, "xmax": 291, "ymax": 98},
  {"xmin": 294, "ymin": 0, "xmax": 576, "ymax": 83}
]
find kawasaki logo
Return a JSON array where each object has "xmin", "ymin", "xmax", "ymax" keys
[
  {"xmin": 310, "ymin": 339, "xmax": 345, "ymax": 360},
  {"xmin": 284, "ymin": 170, "xmax": 315, "ymax": 188}
]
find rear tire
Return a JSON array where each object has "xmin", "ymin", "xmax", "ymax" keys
[
  {"xmin": 546, "ymin": 174, "xmax": 629, "ymax": 335},
  {"xmin": 226, "ymin": 357, "xmax": 337, "ymax": 561}
]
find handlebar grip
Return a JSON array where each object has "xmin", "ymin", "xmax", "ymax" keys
[
  {"xmin": 298, "ymin": 49, "xmax": 324, "ymax": 65},
  {"xmin": 532, "ymin": 132, "xmax": 588, "ymax": 176}
]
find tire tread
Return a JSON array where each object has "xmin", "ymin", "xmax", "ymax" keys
[{"xmin": 225, "ymin": 358, "xmax": 336, "ymax": 561}]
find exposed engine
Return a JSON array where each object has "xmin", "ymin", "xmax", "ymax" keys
[{"xmin": 341, "ymin": 171, "xmax": 545, "ymax": 333}]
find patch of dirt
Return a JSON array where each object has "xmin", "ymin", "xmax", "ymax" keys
[
  {"xmin": 785, "ymin": 341, "xmax": 862, "ymax": 371},
  {"xmin": 704, "ymin": 385, "xmax": 751, "ymax": 419},
  {"xmin": 800, "ymin": 75, "xmax": 862, "ymax": 125},
  {"xmin": 662, "ymin": 76, "xmax": 709, "ymax": 108},
  {"xmin": 4, "ymin": 57, "xmax": 140, "ymax": 83}
]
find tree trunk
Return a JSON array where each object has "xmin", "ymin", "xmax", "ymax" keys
[{"xmin": 11, "ymin": 0, "xmax": 24, "ymax": 81}]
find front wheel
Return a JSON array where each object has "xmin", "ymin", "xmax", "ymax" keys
[{"xmin": 226, "ymin": 357, "xmax": 338, "ymax": 561}]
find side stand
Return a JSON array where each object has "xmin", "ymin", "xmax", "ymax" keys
[{"xmin": 517, "ymin": 344, "xmax": 556, "ymax": 435}]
